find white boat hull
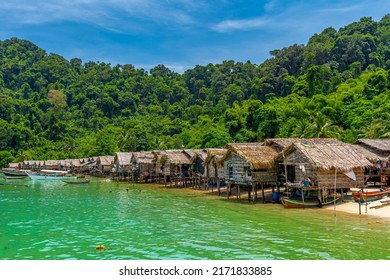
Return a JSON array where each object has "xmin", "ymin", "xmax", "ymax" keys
[{"xmin": 27, "ymin": 173, "xmax": 77, "ymax": 180}]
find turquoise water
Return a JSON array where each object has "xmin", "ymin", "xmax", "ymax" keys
[{"xmin": 0, "ymin": 177, "xmax": 389, "ymax": 260}]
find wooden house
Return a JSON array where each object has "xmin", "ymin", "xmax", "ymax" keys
[
  {"xmin": 70, "ymin": 159, "xmax": 82, "ymax": 173},
  {"xmin": 80, "ymin": 157, "xmax": 97, "ymax": 174},
  {"xmin": 131, "ymin": 151, "xmax": 155, "ymax": 182},
  {"xmin": 22, "ymin": 160, "xmax": 44, "ymax": 171},
  {"xmin": 353, "ymin": 139, "xmax": 390, "ymax": 187},
  {"xmin": 44, "ymin": 160, "xmax": 61, "ymax": 170},
  {"xmin": 219, "ymin": 143, "xmax": 278, "ymax": 201},
  {"xmin": 96, "ymin": 155, "xmax": 114, "ymax": 177},
  {"xmin": 8, "ymin": 162, "xmax": 21, "ymax": 169},
  {"xmin": 113, "ymin": 152, "xmax": 133, "ymax": 181},
  {"xmin": 188, "ymin": 149, "xmax": 208, "ymax": 189},
  {"xmin": 155, "ymin": 150, "xmax": 192, "ymax": 185},
  {"xmin": 276, "ymin": 139, "xmax": 373, "ymax": 191},
  {"xmin": 204, "ymin": 148, "xmax": 228, "ymax": 185}
]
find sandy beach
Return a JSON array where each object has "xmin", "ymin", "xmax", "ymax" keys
[{"xmin": 323, "ymin": 197, "xmax": 390, "ymax": 220}]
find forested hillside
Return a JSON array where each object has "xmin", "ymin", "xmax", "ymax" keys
[{"xmin": 1, "ymin": 15, "xmax": 390, "ymax": 165}]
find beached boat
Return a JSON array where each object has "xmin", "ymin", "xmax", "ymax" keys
[
  {"xmin": 27, "ymin": 170, "xmax": 77, "ymax": 180},
  {"xmin": 352, "ymin": 187, "xmax": 390, "ymax": 203},
  {"xmin": 62, "ymin": 179, "xmax": 90, "ymax": 184},
  {"xmin": 281, "ymin": 196, "xmax": 340, "ymax": 208},
  {"xmin": 4, "ymin": 175, "xmax": 28, "ymax": 180},
  {"xmin": 3, "ymin": 170, "xmax": 29, "ymax": 179}
]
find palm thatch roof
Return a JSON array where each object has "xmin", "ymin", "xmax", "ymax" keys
[
  {"xmin": 45, "ymin": 160, "xmax": 61, "ymax": 167},
  {"xmin": 97, "ymin": 156, "xmax": 114, "ymax": 166},
  {"xmin": 281, "ymin": 139, "xmax": 373, "ymax": 172},
  {"xmin": 204, "ymin": 148, "xmax": 228, "ymax": 165},
  {"xmin": 132, "ymin": 151, "xmax": 155, "ymax": 164},
  {"xmin": 355, "ymin": 139, "xmax": 390, "ymax": 160},
  {"xmin": 264, "ymin": 138, "xmax": 303, "ymax": 151},
  {"xmin": 158, "ymin": 150, "xmax": 191, "ymax": 165},
  {"xmin": 115, "ymin": 152, "xmax": 133, "ymax": 166},
  {"xmin": 221, "ymin": 143, "xmax": 278, "ymax": 169},
  {"xmin": 8, "ymin": 162, "xmax": 20, "ymax": 168},
  {"xmin": 188, "ymin": 149, "xmax": 208, "ymax": 163}
]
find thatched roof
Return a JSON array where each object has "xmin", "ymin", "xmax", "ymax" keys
[
  {"xmin": 158, "ymin": 150, "xmax": 191, "ymax": 165},
  {"xmin": 132, "ymin": 151, "xmax": 155, "ymax": 164},
  {"xmin": 264, "ymin": 138, "xmax": 302, "ymax": 151},
  {"xmin": 71, "ymin": 159, "xmax": 81, "ymax": 167},
  {"xmin": 188, "ymin": 149, "xmax": 208, "ymax": 163},
  {"xmin": 352, "ymin": 145, "xmax": 388, "ymax": 162},
  {"xmin": 221, "ymin": 143, "xmax": 278, "ymax": 169},
  {"xmin": 204, "ymin": 148, "xmax": 228, "ymax": 165},
  {"xmin": 355, "ymin": 139, "xmax": 390, "ymax": 156},
  {"xmin": 97, "ymin": 156, "xmax": 114, "ymax": 166},
  {"xmin": 282, "ymin": 139, "xmax": 373, "ymax": 172},
  {"xmin": 115, "ymin": 152, "xmax": 133, "ymax": 166},
  {"xmin": 8, "ymin": 162, "xmax": 20, "ymax": 168},
  {"xmin": 45, "ymin": 160, "xmax": 61, "ymax": 166}
]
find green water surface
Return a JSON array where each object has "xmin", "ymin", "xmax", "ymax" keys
[{"xmin": 0, "ymin": 177, "xmax": 389, "ymax": 260}]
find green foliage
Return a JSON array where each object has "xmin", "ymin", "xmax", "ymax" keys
[{"xmin": 1, "ymin": 15, "xmax": 390, "ymax": 165}]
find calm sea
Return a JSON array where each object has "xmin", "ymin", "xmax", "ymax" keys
[{"xmin": 0, "ymin": 177, "xmax": 389, "ymax": 260}]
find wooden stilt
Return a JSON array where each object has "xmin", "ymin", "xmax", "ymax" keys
[{"xmin": 262, "ymin": 183, "xmax": 265, "ymax": 204}]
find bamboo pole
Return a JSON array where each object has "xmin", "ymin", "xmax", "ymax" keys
[{"xmin": 333, "ymin": 167, "xmax": 337, "ymax": 217}]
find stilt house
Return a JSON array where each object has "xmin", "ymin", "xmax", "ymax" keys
[
  {"xmin": 276, "ymin": 139, "xmax": 373, "ymax": 190},
  {"xmin": 353, "ymin": 138, "xmax": 390, "ymax": 187},
  {"xmin": 96, "ymin": 155, "xmax": 114, "ymax": 177},
  {"xmin": 131, "ymin": 151, "xmax": 155, "ymax": 182}
]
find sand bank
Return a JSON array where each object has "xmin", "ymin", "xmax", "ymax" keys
[{"xmin": 323, "ymin": 198, "xmax": 390, "ymax": 220}]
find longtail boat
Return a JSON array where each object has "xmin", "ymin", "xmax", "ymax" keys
[
  {"xmin": 27, "ymin": 170, "xmax": 77, "ymax": 180},
  {"xmin": 62, "ymin": 179, "xmax": 90, "ymax": 184},
  {"xmin": 281, "ymin": 196, "xmax": 340, "ymax": 208},
  {"xmin": 3, "ymin": 170, "xmax": 29, "ymax": 179},
  {"xmin": 352, "ymin": 187, "xmax": 390, "ymax": 203}
]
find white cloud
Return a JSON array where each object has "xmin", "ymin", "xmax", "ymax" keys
[
  {"xmin": 0, "ymin": 0, "xmax": 204, "ymax": 32},
  {"xmin": 212, "ymin": 17, "xmax": 269, "ymax": 33}
]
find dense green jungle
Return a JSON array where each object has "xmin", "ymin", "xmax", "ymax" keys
[{"xmin": 1, "ymin": 15, "xmax": 390, "ymax": 167}]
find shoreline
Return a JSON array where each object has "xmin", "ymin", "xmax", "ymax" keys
[{"xmin": 149, "ymin": 182, "xmax": 390, "ymax": 220}]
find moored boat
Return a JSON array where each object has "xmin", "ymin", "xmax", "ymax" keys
[
  {"xmin": 62, "ymin": 179, "xmax": 90, "ymax": 184},
  {"xmin": 281, "ymin": 196, "xmax": 340, "ymax": 208},
  {"xmin": 352, "ymin": 187, "xmax": 390, "ymax": 203},
  {"xmin": 3, "ymin": 170, "xmax": 29, "ymax": 179},
  {"xmin": 27, "ymin": 170, "xmax": 77, "ymax": 180}
]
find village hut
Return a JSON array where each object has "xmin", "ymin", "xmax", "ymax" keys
[
  {"xmin": 276, "ymin": 139, "xmax": 373, "ymax": 194},
  {"xmin": 7, "ymin": 162, "xmax": 21, "ymax": 169},
  {"xmin": 96, "ymin": 156, "xmax": 114, "ymax": 177},
  {"xmin": 113, "ymin": 152, "xmax": 133, "ymax": 181},
  {"xmin": 70, "ymin": 159, "xmax": 82, "ymax": 173},
  {"xmin": 80, "ymin": 157, "xmax": 97, "ymax": 174},
  {"xmin": 353, "ymin": 139, "xmax": 390, "ymax": 187},
  {"xmin": 188, "ymin": 149, "xmax": 208, "ymax": 189},
  {"xmin": 44, "ymin": 160, "xmax": 61, "ymax": 170},
  {"xmin": 155, "ymin": 150, "xmax": 192, "ymax": 186},
  {"xmin": 60, "ymin": 159, "xmax": 73, "ymax": 171},
  {"xmin": 131, "ymin": 151, "xmax": 155, "ymax": 182},
  {"xmin": 204, "ymin": 148, "xmax": 228, "ymax": 188},
  {"xmin": 219, "ymin": 143, "xmax": 278, "ymax": 201},
  {"xmin": 22, "ymin": 160, "xmax": 44, "ymax": 171}
]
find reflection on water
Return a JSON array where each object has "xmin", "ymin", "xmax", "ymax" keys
[{"xmin": 0, "ymin": 178, "xmax": 389, "ymax": 260}]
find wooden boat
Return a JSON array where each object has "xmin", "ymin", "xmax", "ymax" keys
[
  {"xmin": 27, "ymin": 170, "xmax": 77, "ymax": 180},
  {"xmin": 352, "ymin": 187, "xmax": 390, "ymax": 203},
  {"xmin": 62, "ymin": 179, "xmax": 90, "ymax": 184},
  {"xmin": 4, "ymin": 175, "xmax": 28, "ymax": 180},
  {"xmin": 281, "ymin": 196, "xmax": 340, "ymax": 208},
  {"xmin": 3, "ymin": 170, "xmax": 29, "ymax": 179}
]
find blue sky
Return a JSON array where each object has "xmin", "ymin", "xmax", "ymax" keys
[{"xmin": 0, "ymin": 0, "xmax": 389, "ymax": 73}]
